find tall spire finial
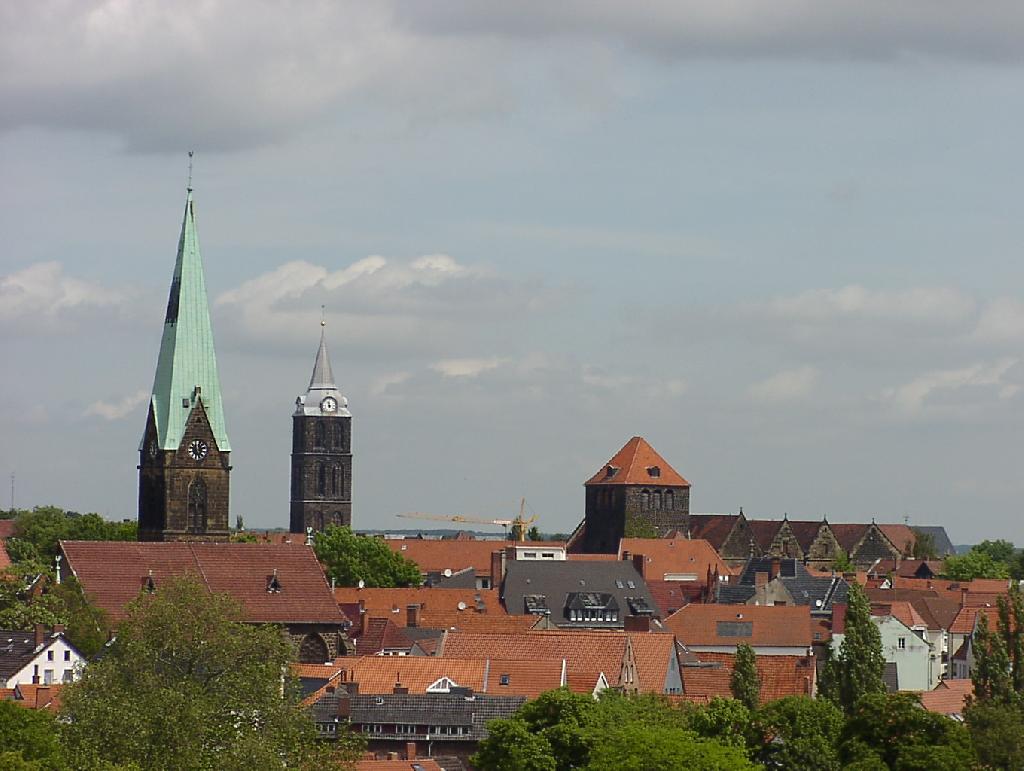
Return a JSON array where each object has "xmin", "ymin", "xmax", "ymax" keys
[
  {"xmin": 321, "ymin": 304, "xmax": 326, "ymax": 327},
  {"xmin": 187, "ymin": 151, "xmax": 194, "ymax": 192}
]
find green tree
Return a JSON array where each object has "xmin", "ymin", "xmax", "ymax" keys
[
  {"xmin": 0, "ymin": 701, "xmax": 62, "ymax": 769},
  {"xmin": 821, "ymin": 583, "xmax": 886, "ymax": 712},
  {"xmin": 971, "ymin": 611, "xmax": 1014, "ymax": 703},
  {"xmin": 974, "ymin": 539, "xmax": 1016, "ymax": 565},
  {"xmin": 470, "ymin": 719, "xmax": 557, "ymax": 771},
  {"xmin": 840, "ymin": 693, "xmax": 974, "ymax": 770},
  {"xmin": 313, "ymin": 526, "xmax": 421, "ymax": 588},
  {"xmin": 586, "ymin": 723, "xmax": 757, "ymax": 771},
  {"xmin": 943, "ymin": 549, "xmax": 1010, "ymax": 581},
  {"xmin": 752, "ymin": 696, "xmax": 843, "ymax": 771},
  {"xmin": 911, "ymin": 529, "xmax": 939, "ymax": 560},
  {"xmin": 59, "ymin": 575, "xmax": 360, "ymax": 770},
  {"xmin": 623, "ymin": 516, "xmax": 657, "ymax": 539},
  {"xmin": 527, "ymin": 526, "xmax": 543, "ymax": 542},
  {"xmin": 965, "ymin": 700, "xmax": 1024, "ymax": 770},
  {"xmin": 0, "ymin": 572, "xmax": 110, "ymax": 657},
  {"xmin": 11, "ymin": 507, "xmax": 135, "ymax": 564},
  {"xmin": 685, "ymin": 697, "xmax": 752, "ymax": 749},
  {"xmin": 831, "ymin": 549, "xmax": 855, "ymax": 573},
  {"xmin": 730, "ymin": 642, "xmax": 760, "ymax": 710}
]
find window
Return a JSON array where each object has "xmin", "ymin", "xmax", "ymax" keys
[
  {"xmin": 64, "ymin": 650, "xmax": 71, "ymax": 662},
  {"xmin": 187, "ymin": 476, "xmax": 207, "ymax": 533},
  {"xmin": 47, "ymin": 650, "xmax": 54, "ymax": 661},
  {"xmin": 499, "ymin": 674, "xmax": 510, "ymax": 686},
  {"xmin": 898, "ymin": 637, "xmax": 906, "ymax": 650},
  {"xmin": 647, "ymin": 465, "xmax": 661, "ymax": 477},
  {"xmin": 332, "ymin": 465, "xmax": 341, "ymax": 496},
  {"xmin": 524, "ymin": 552, "xmax": 537, "ymax": 559},
  {"xmin": 316, "ymin": 463, "xmax": 326, "ymax": 496},
  {"xmin": 665, "ymin": 490, "xmax": 674, "ymax": 510},
  {"xmin": 542, "ymin": 552, "xmax": 555, "ymax": 558},
  {"xmin": 62, "ymin": 670, "xmax": 73, "ymax": 683},
  {"xmin": 43, "ymin": 669, "xmax": 54, "ymax": 685},
  {"xmin": 640, "ymin": 490, "xmax": 649, "ymax": 511},
  {"xmin": 652, "ymin": 491, "xmax": 662, "ymax": 510}
]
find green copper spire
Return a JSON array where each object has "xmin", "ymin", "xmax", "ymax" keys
[{"xmin": 145, "ymin": 189, "xmax": 230, "ymax": 452}]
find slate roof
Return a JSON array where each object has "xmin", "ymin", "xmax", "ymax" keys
[
  {"xmin": 584, "ymin": 436, "xmax": 690, "ymax": 487},
  {"xmin": 728, "ymin": 558, "xmax": 849, "ymax": 611},
  {"xmin": 618, "ymin": 538, "xmax": 729, "ymax": 581},
  {"xmin": 313, "ymin": 692, "xmax": 526, "ymax": 741},
  {"xmin": 60, "ymin": 541, "xmax": 344, "ymax": 624},
  {"xmin": 664, "ymin": 605, "xmax": 812, "ymax": 648},
  {"xmin": 680, "ymin": 652, "xmax": 815, "ymax": 702},
  {"xmin": 0, "ymin": 630, "xmax": 45, "ymax": 682},
  {"xmin": 501, "ymin": 560, "xmax": 658, "ymax": 627},
  {"xmin": 912, "ymin": 526, "xmax": 956, "ymax": 557}
]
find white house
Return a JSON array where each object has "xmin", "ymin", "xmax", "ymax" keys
[
  {"xmin": 0, "ymin": 625, "xmax": 87, "ymax": 688},
  {"xmin": 831, "ymin": 615, "xmax": 935, "ymax": 692}
]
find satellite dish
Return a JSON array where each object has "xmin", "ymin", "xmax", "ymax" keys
[
  {"xmin": 358, "ymin": 579, "xmax": 365, "ymax": 589},
  {"xmin": 443, "ymin": 568, "xmax": 453, "ymax": 577},
  {"xmin": 457, "ymin": 601, "xmax": 468, "ymax": 611}
]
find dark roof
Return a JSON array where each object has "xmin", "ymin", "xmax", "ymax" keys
[
  {"xmin": 829, "ymin": 524, "xmax": 870, "ymax": 551},
  {"xmin": 883, "ymin": 662, "xmax": 899, "ymax": 693},
  {"xmin": 501, "ymin": 560, "xmax": 659, "ymax": 627},
  {"xmin": 0, "ymin": 630, "xmax": 43, "ymax": 681},
  {"xmin": 786, "ymin": 521, "xmax": 827, "ymax": 552},
  {"xmin": 60, "ymin": 541, "xmax": 345, "ymax": 625},
  {"xmin": 746, "ymin": 521, "xmax": 784, "ymax": 551},
  {"xmin": 730, "ymin": 559, "xmax": 849, "ymax": 612},
  {"xmin": 313, "ymin": 692, "xmax": 526, "ymax": 741},
  {"xmin": 687, "ymin": 515, "xmax": 740, "ymax": 550},
  {"xmin": 358, "ymin": 618, "xmax": 415, "ymax": 655},
  {"xmin": 912, "ymin": 526, "xmax": 956, "ymax": 557}
]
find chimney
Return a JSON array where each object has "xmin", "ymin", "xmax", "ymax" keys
[
  {"xmin": 34, "ymin": 686, "xmax": 50, "ymax": 709},
  {"xmin": 358, "ymin": 600, "xmax": 367, "ymax": 637},
  {"xmin": 405, "ymin": 742, "xmax": 417, "ymax": 761},
  {"xmin": 832, "ymin": 603, "xmax": 847, "ymax": 635},
  {"xmin": 32, "ymin": 665, "xmax": 39, "ymax": 685},
  {"xmin": 769, "ymin": 557, "xmax": 781, "ymax": 581},
  {"xmin": 406, "ymin": 604, "xmax": 421, "ymax": 628},
  {"xmin": 336, "ymin": 692, "xmax": 351, "ymax": 719},
  {"xmin": 755, "ymin": 571, "xmax": 769, "ymax": 589},
  {"xmin": 632, "ymin": 554, "xmax": 646, "ymax": 580},
  {"xmin": 393, "ymin": 680, "xmax": 408, "ymax": 695},
  {"xmin": 52, "ymin": 624, "xmax": 65, "ymax": 636},
  {"xmin": 34, "ymin": 624, "xmax": 45, "ymax": 647},
  {"xmin": 622, "ymin": 550, "xmax": 631, "ymax": 562},
  {"xmin": 490, "ymin": 549, "xmax": 508, "ymax": 588},
  {"xmin": 624, "ymin": 614, "xmax": 652, "ymax": 633}
]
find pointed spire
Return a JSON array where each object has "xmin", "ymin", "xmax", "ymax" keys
[
  {"xmin": 144, "ymin": 186, "xmax": 230, "ymax": 452},
  {"xmin": 308, "ymin": 320, "xmax": 337, "ymax": 391},
  {"xmin": 296, "ymin": 314, "xmax": 349, "ymax": 416}
]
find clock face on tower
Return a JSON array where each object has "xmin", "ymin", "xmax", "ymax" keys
[
  {"xmin": 187, "ymin": 439, "xmax": 209, "ymax": 461},
  {"xmin": 321, "ymin": 396, "xmax": 337, "ymax": 413}
]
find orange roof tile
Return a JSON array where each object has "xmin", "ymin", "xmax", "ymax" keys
[
  {"xmin": 682, "ymin": 652, "xmax": 814, "ymax": 702},
  {"xmin": 0, "ymin": 539, "xmax": 10, "ymax": 571},
  {"xmin": 584, "ymin": 437, "xmax": 690, "ymax": 487},
  {"xmin": 664, "ymin": 605, "xmax": 812, "ymax": 648},
  {"xmin": 382, "ymin": 539, "xmax": 559, "ymax": 578},
  {"xmin": 356, "ymin": 760, "xmax": 443, "ymax": 771},
  {"xmin": 920, "ymin": 680, "xmax": 973, "ymax": 716},
  {"xmin": 8, "ymin": 684, "xmax": 63, "ymax": 712},
  {"xmin": 0, "ymin": 521, "xmax": 16, "ymax": 539},
  {"xmin": 619, "ymin": 538, "xmax": 729, "ymax": 582},
  {"xmin": 627, "ymin": 632, "xmax": 679, "ymax": 694},
  {"xmin": 871, "ymin": 601, "xmax": 928, "ymax": 629},
  {"xmin": 61, "ymin": 541, "xmax": 344, "ymax": 625},
  {"xmin": 877, "ymin": 524, "xmax": 917, "ymax": 555},
  {"xmin": 950, "ymin": 606, "xmax": 986, "ymax": 635},
  {"xmin": 687, "ymin": 515, "xmax": 741, "ymax": 550}
]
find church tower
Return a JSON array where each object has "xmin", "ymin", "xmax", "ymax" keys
[
  {"xmin": 138, "ymin": 187, "xmax": 231, "ymax": 541},
  {"xmin": 290, "ymin": 322, "xmax": 352, "ymax": 533}
]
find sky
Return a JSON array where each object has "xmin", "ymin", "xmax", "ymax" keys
[{"xmin": 3, "ymin": 2, "xmax": 1024, "ymax": 542}]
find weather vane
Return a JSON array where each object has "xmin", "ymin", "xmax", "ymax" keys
[
  {"xmin": 321, "ymin": 304, "xmax": 326, "ymax": 327},
  {"xmin": 187, "ymin": 150, "xmax": 194, "ymax": 191}
]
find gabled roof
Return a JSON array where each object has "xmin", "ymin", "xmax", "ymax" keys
[
  {"xmin": 664, "ymin": 604, "xmax": 812, "ymax": 648},
  {"xmin": 145, "ymin": 190, "xmax": 229, "ymax": 452},
  {"xmin": 871, "ymin": 601, "xmax": 928, "ymax": 629},
  {"xmin": 0, "ymin": 630, "xmax": 46, "ymax": 681},
  {"xmin": 785, "ymin": 520, "xmax": 828, "ymax": 552},
  {"xmin": 358, "ymin": 618, "xmax": 414, "ymax": 655},
  {"xmin": 950, "ymin": 606, "xmax": 986, "ymax": 635},
  {"xmin": 645, "ymin": 580, "xmax": 705, "ymax": 617},
  {"xmin": 828, "ymin": 523, "xmax": 871, "ymax": 551},
  {"xmin": 355, "ymin": 758, "xmax": 443, "ymax": 771},
  {"xmin": 619, "ymin": 538, "xmax": 729, "ymax": 581},
  {"xmin": 60, "ymin": 541, "xmax": 344, "ymax": 625},
  {"xmin": 920, "ymin": 680, "xmax": 973, "ymax": 718},
  {"xmin": 746, "ymin": 520, "xmax": 785, "ymax": 551},
  {"xmin": 334, "ymin": 587, "xmax": 505, "ymax": 625},
  {"xmin": 584, "ymin": 437, "xmax": 690, "ymax": 487},
  {"xmin": 877, "ymin": 524, "xmax": 916, "ymax": 555},
  {"xmin": 681, "ymin": 652, "xmax": 814, "ymax": 702},
  {"xmin": 687, "ymin": 515, "xmax": 741, "ymax": 550}
]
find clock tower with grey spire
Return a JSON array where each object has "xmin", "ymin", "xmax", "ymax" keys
[{"xmin": 290, "ymin": 320, "xmax": 352, "ymax": 533}]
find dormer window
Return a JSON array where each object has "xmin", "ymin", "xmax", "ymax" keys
[
  {"xmin": 267, "ymin": 569, "xmax": 282, "ymax": 593},
  {"xmin": 144, "ymin": 571, "xmax": 156, "ymax": 593},
  {"xmin": 604, "ymin": 465, "xmax": 619, "ymax": 478},
  {"xmin": 647, "ymin": 466, "xmax": 660, "ymax": 477}
]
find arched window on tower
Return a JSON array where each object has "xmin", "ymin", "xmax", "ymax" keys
[
  {"xmin": 665, "ymin": 490, "xmax": 674, "ymax": 510},
  {"xmin": 640, "ymin": 490, "xmax": 650, "ymax": 511},
  {"xmin": 316, "ymin": 463, "xmax": 326, "ymax": 497},
  {"xmin": 188, "ymin": 477, "xmax": 207, "ymax": 533},
  {"xmin": 653, "ymin": 491, "xmax": 663, "ymax": 510},
  {"xmin": 334, "ymin": 422, "xmax": 344, "ymax": 449},
  {"xmin": 315, "ymin": 422, "xmax": 326, "ymax": 448}
]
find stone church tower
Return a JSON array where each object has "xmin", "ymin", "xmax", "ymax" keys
[
  {"xmin": 290, "ymin": 323, "xmax": 352, "ymax": 533},
  {"xmin": 582, "ymin": 436, "xmax": 691, "ymax": 553},
  {"xmin": 138, "ymin": 188, "xmax": 231, "ymax": 541}
]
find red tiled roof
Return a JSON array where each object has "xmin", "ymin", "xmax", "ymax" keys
[
  {"xmin": 334, "ymin": 587, "xmax": 505, "ymax": 625},
  {"xmin": 687, "ymin": 515, "xmax": 740, "ymax": 550},
  {"xmin": 646, "ymin": 580, "xmax": 705, "ymax": 617},
  {"xmin": 0, "ymin": 540, "xmax": 10, "ymax": 571},
  {"xmin": 0, "ymin": 521, "xmax": 16, "ymax": 539},
  {"xmin": 60, "ymin": 541, "xmax": 344, "ymax": 625},
  {"xmin": 871, "ymin": 601, "xmax": 928, "ymax": 629},
  {"xmin": 664, "ymin": 604, "xmax": 812, "ymax": 648},
  {"xmin": 5, "ymin": 684, "xmax": 63, "ymax": 712},
  {"xmin": 950, "ymin": 606, "xmax": 986, "ymax": 635},
  {"xmin": 584, "ymin": 437, "xmax": 690, "ymax": 487},
  {"xmin": 619, "ymin": 538, "xmax": 729, "ymax": 582},
  {"xmin": 746, "ymin": 521, "xmax": 784, "ymax": 551},
  {"xmin": 627, "ymin": 632, "xmax": 679, "ymax": 694},
  {"xmin": 828, "ymin": 524, "xmax": 870, "ymax": 551},
  {"xmin": 356, "ymin": 760, "xmax": 443, "ymax": 771},
  {"xmin": 681, "ymin": 652, "xmax": 814, "ymax": 702},
  {"xmin": 383, "ymin": 539, "xmax": 560, "ymax": 578},
  {"xmin": 920, "ymin": 680, "xmax": 973, "ymax": 717},
  {"xmin": 877, "ymin": 524, "xmax": 917, "ymax": 556},
  {"xmin": 785, "ymin": 521, "xmax": 827, "ymax": 552},
  {"xmin": 567, "ymin": 552, "xmax": 620, "ymax": 561},
  {"xmin": 357, "ymin": 618, "xmax": 415, "ymax": 655}
]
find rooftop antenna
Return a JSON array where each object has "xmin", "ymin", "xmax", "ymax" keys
[{"xmin": 187, "ymin": 150, "xmax": 194, "ymax": 192}]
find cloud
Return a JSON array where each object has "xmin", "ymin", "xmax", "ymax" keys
[
  {"xmin": 85, "ymin": 389, "xmax": 149, "ymax": 420},
  {"xmin": 881, "ymin": 358, "xmax": 1021, "ymax": 414},
  {"xmin": 748, "ymin": 366, "xmax": 819, "ymax": 402},
  {"xmin": 214, "ymin": 253, "xmax": 547, "ymax": 356},
  {"xmin": 431, "ymin": 357, "xmax": 507, "ymax": 378},
  {"xmin": 974, "ymin": 298, "xmax": 1024, "ymax": 343},
  {"xmin": 5, "ymin": 2, "xmax": 1024, "ymax": 151},
  {"xmin": 762, "ymin": 285, "xmax": 975, "ymax": 326},
  {"xmin": 0, "ymin": 262, "xmax": 126, "ymax": 328}
]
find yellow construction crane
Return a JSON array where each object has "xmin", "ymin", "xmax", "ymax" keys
[{"xmin": 397, "ymin": 499, "xmax": 539, "ymax": 541}]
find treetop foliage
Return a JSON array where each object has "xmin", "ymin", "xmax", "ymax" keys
[{"xmin": 313, "ymin": 525, "xmax": 421, "ymax": 587}]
